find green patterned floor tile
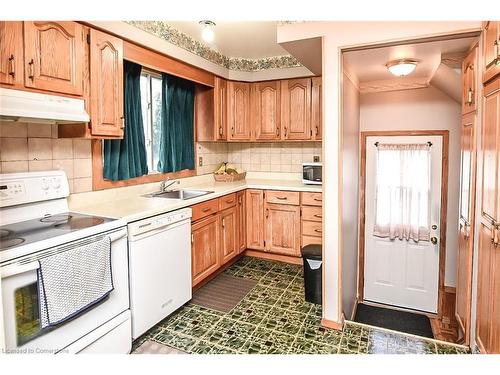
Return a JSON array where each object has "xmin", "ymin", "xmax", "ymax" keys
[
  {"xmin": 153, "ymin": 331, "xmax": 198, "ymax": 352},
  {"xmin": 166, "ymin": 309, "xmax": 222, "ymax": 338},
  {"xmin": 259, "ymin": 307, "xmax": 307, "ymax": 335},
  {"xmin": 227, "ymin": 301, "xmax": 269, "ymax": 325},
  {"xmin": 244, "ymin": 285, "xmax": 284, "ymax": 305},
  {"xmin": 242, "ymin": 328, "xmax": 295, "ymax": 354},
  {"xmin": 274, "ymin": 290, "xmax": 314, "ymax": 314},
  {"xmin": 203, "ymin": 317, "xmax": 257, "ymax": 350},
  {"xmin": 298, "ymin": 324, "xmax": 343, "ymax": 346}
]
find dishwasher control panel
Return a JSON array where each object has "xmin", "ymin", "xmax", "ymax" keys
[{"xmin": 128, "ymin": 208, "xmax": 192, "ymax": 237}]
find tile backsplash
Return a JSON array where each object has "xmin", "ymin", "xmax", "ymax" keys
[
  {"xmin": 196, "ymin": 142, "xmax": 322, "ymax": 175},
  {"xmin": 0, "ymin": 122, "xmax": 93, "ymax": 193}
]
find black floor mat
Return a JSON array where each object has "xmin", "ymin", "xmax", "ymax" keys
[{"xmin": 354, "ymin": 303, "xmax": 434, "ymax": 339}]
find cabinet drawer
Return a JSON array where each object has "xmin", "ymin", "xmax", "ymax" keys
[
  {"xmin": 192, "ymin": 199, "xmax": 219, "ymax": 222},
  {"xmin": 302, "ymin": 235, "xmax": 322, "ymax": 247},
  {"xmin": 302, "ymin": 206, "xmax": 322, "ymax": 222},
  {"xmin": 302, "ymin": 221, "xmax": 322, "ymax": 237},
  {"xmin": 218, "ymin": 193, "xmax": 237, "ymax": 211},
  {"xmin": 301, "ymin": 192, "xmax": 323, "ymax": 206},
  {"xmin": 265, "ymin": 190, "xmax": 299, "ymax": 205}
]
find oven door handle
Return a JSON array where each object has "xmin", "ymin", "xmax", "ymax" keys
[{"xmin": 109, "ymin": 228, "xmax": 127, "ymax": 243}]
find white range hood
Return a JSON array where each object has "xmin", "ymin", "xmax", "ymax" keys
[{"xmin": 0, "ymin": 88, "xmax": 90, "ymax": 124}]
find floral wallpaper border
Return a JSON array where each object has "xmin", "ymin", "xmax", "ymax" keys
[{"xmin": 126, "ymin": 21, "xmax": 303, "ymax": 72}]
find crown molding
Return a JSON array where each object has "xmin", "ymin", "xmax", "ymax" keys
[
  {"xmin": 126, "ymin": 21, "xmax": 303, "ymax": 72},
  {"xmin": 360, "ymin": 77, "xmax": 429, "ymax": 94}
]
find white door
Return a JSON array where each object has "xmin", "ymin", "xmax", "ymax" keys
[{"xmin": 364, "ymin": 135, "xmax": 443, "ymax": 313}]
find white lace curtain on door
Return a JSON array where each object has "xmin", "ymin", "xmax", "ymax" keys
[{"xmin": 373, "ymin": 143, "xmax": 431, "ymax": 242}]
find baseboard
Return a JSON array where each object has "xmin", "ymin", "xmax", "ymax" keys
[
  {"xmin": 244, "ymin": 249, "xmax": 303, "ymax": 265},
  {"xmin": 321, "ymin": 318, "xmax": 343, "ymax": 331}
]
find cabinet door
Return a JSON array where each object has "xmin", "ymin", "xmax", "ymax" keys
[
  {"xmin": 251, "ymin": 81, "xmax": 281, "ymax": 140},
  {"xmin": 215, "ymin": 76, "xmax": 227, "ymax": 140},
  {"xmin": 455, "ymin": 113, "xmax": 476, "ymax": 344},
  {"xmin": 192, "ymin": 215, "xmax": 220, "ymax": 286},
  {"xmin": 281, "ymin": 78, "xmax": 311, "ymax": 140},
  {"xmin": 246, "ymin": 189, "xmax": 265, "ymax": 250},
  {"xmin": 480, "ymin": 82, "xmax": 500, "ymax": 223},
  {"xmin": 220, "ymin": 207, "xmax": 238, "ymax": 264},
  {"xmin": 311, "ymin": 76, "xmax": 322, "ymax": 140},
  {"xmin": 265, "ymin": 203, "xmax": 301, "ymax": 256},
  {"xmin": 23, "ymin": 21, "xmax": 84, "ymax": 95},
  {"xmin": 0, "ymin": 21, "xmax": 23, "ymax": 86},
  {"xmin": 483, "ymin": 21, "xmax": 500, "ymax": 84},
  {"xmin": 462, "ymin": 46, "xmax": 478, "ymax": 114},
  {"xmin": 237, "ymin": 190, "xmax": 247, "ymax": 253},
  {"xmin": 89, "ymin": 29, "xmax": 124, "ymax": 138},
  {"xmin": 227, "ymin": 81, "xmax": 251, "ymax": 140}
]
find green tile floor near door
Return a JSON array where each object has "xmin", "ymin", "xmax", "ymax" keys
[{"xmin": 132, "ymin": 256, "xmax": 469, "ymax": 354}]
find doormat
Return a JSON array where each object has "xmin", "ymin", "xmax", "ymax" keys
[
  {"xmin": 354, "ymin": 303, "xmax": 434, "ymax": 339},
  {"xmin": 191, "ymin": 274, "xmax": 257, "ymax": 313}
]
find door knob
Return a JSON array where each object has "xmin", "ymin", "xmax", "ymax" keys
[{"xmin": 430, "ymin": 237, "xmax": 438, "ymax": 245}]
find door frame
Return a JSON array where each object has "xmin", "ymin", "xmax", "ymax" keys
[{"xmin": 358, "ymin": 130, "xmax": 450, "ymax": 318}]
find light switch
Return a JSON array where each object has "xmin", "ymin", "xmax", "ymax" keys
[
  {"xmin": 313, "ymin": 156, "xmax": 320, "ymax": 162},
  {"xmin": 198, "ymin": 156, "xmax": 203, "ymax": 167}
]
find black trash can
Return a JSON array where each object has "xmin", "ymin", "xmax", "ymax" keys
[{"xmin": 301, "ymin": 244, "xmax": 322, "ymax": 305}]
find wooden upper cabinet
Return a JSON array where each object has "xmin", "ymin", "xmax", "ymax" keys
[
  {"xmin": 462, "ymin": 46, "xmax": 478, "ymax": 115},
  {"xmin": 220, "ymin": 206, "xmax": 238, "ymax": 264},
  {"xmin": 246, "ymin": 189, "xmax": 265, "ymax": 250},
  {"xmin": 237, "ymin": 190, "xmax": 246, "ymax": 253},
  {"xmin": 311, "ymin": 76, "xmax": 322, "ymax": 140},
  {"xmin": 227, "ymin": 81, "xmax": 251, "ymax": 141},
  {"xmin": 23, "ymin": 21, "xmax": 84, "ymax": 96},
  {"xmin": 483, "ymin": 21, "xmax": 500, "ymax": 84},
  {"xmin": 89, "ymin": 29, "xmax": 124, "ymax": 138},
  {"xmin": 251, "ymin": 80, "xmax": 281, "ymax": 140},
  {"xmin": 215, "ymin": 77, "xmax": 227, "ymax": 140},
  {"xmin": 0, "ymin": 22, "xmax": 23, "ymax": 86},
  {"xmin": 265, "ymin": 203, "xmax": 301, "ymax": 256},
  {"xmin": 191, "ymin": 215, "xmax": 220, "ymax": 286},
  {"xmin": 281, "ymin": 78, "xmax": 311, "ymax": 140}
]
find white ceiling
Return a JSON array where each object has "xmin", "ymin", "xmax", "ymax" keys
[
  {"xmin": 343, "ymin": 37, "xmax": 476, "ymax": 84},
  {"xmin": 166, "ymin": 21, "xmax": 289, "ymax": 59}
]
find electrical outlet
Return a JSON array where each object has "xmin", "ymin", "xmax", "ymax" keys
[
  {"xmin": 313, "ymin": 155, "xmax": 320, "ymax": 163},
  {"xmin": 198, "ymin": 156, "xmax": 203, "ymax": 167}
]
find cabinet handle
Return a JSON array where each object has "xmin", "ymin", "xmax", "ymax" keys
[
  {"xmin": 467, "ymin": 89, "xmax": 473, "ymax": 105},
  {"xmin": 28, "ymin": 59, "xmax": 34, "ymax": 80},
  {"xmin": 202, "ymin": 207, "xmax": 211, "ymax": 213},
  {"xmin": 314, "ymin": 229, "xmax": 322, "ymax": 233},
  {"xmin": 8, "ymin": 55, "xmax": 15, "ymax": 77},
  {"xmin": 120, "ymin": 116, "xmax": 125, "ymax": 129},
  {"xmin": 226, "ymin": 199, "xmax": 234, "ymax": 204},
  {"xmin": 231, "ymin": 127, "xmax": 235, "ymax": 137},
  {"xmin": 495, "ymin": 40, "xmax": 499, "ymax": 61},
  {"xmin": 276, "ymin": 196, "xmax": 287, "ymax": 200},
  {"xmin": 191, "ymin": 234, "xmax": 194, "ymax": 243},
  {"xmin": 222, "ymin": 218, "xmax": 225, "ymax": 228},
  {"xmin": 315, "ymin": 126, "xmax": 319, "ymax": 136},
  {"xmin": 284, "ymin": 127, "xmax": 288, "ymax": 138},
  {"xmin": 276, "ymin": 126, "xmax": 280, "ymax": 136},
  {"xmin": 265, "ymin": 208, "xmax": 269, "ymax": 218},
  {"xmin": 313, "ymin": 197, "xmax": 322, "ymax": 202},
  {"xmin": 313, "ymin": 214, "xmax": 322, "ymax": 218}
]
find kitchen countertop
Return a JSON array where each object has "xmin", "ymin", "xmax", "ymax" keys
[{"xmin": 69, "ymin": 174, "xmax": 322, "ymax": 223}]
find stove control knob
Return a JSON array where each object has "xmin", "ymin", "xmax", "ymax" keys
[
  {"xmin": 41, "ymin": 179, "xmax": 50, "ymax": 191},
  {"xmin": 52, "ymin": 178, "xmax": 61, "ymax": 189}
]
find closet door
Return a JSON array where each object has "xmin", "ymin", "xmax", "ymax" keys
[{"xmin": 455, "ymin": 112, "xmax": 476, "ymax": 344}]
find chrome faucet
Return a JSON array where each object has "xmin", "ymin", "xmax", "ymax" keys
[{"xmin": 160, "ymin": 178, "xmax": 180, "ymax": 192}]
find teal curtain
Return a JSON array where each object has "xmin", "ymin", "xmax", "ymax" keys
[
  {"xmin": 103, "ymin": 60, "xmax": 148, "ymax": 181},
  {"xmin": 157, "ymin": 73, "xmax": 195, "ymax": 173}
]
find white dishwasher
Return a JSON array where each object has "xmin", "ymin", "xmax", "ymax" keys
[{"xmin": 127, "ymin": 208, "xmax": 192, "ymax": 339}]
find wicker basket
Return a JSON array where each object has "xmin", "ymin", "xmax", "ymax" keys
[{"xmin": 213, "ymin": 171, "xmax": 247, "ymax": 182}]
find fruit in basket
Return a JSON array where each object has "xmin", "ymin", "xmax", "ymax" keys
[{"xmin": 214, "ymin": 162, "xmax": 244, "ymax": 175}]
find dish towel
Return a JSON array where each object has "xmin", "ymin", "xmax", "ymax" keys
[{"xmin": 37, "ymin": 236, "xmax": 114, "ymax": 329}]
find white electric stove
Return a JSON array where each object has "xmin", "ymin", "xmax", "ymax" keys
[{"xmin": 0, "ymin": 171, "xmax": 132, "ymax": 354}]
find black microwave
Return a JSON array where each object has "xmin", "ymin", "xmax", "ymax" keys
[{"xmin": 302, "ymin": 163, "xmax": 322, "ymax": 185}]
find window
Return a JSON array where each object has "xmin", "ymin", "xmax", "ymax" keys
[
  {"xmin": 373, "ymin": 143, "xmax": 431, "ymax": 242},
  {"xmin": 140, "ymin": 69, "xmax": 163, "ymax": 173}
]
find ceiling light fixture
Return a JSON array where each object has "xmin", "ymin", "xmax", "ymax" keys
[
  {"xmin": 199, "ymin": 20, "xmax": 216, "ymax": 43},
  {"xmin": 386, "ymin": 59, "xmax": 418, "ymax": 77}
]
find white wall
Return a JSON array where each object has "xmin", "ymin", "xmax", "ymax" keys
[
  {"xmin": 341, "ymin": 72, "xmax": 360, "ymax": 319},
  {"xmin": 359, "ymin": 86, "xmax": 461, "ymax": 287},
  {"xmin": 277, "ymin": 21, "xmax": 481, "ymax": 324}
]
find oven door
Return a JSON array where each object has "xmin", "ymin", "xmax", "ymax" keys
[{"xmin": 1, "ymin": 228, "xmax": 129, "ymax": 353}]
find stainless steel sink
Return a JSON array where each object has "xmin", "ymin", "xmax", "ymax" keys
[{"xmin": 144, "ymin": 189, "xmax": 214, "ymax": 200}]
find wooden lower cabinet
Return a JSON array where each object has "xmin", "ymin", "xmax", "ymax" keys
[
  {"xmin": 265, "ymin": 203, "xmax": 301, "ymax": 256},
  {"xmin": 220, "ymin": 206, "xmax": 238, "ymax": 264},
  {"xmin": 237, "ymin": 190, "xmax": 246, "ymax": 253},
  {"xmin": 191, "ymin": 215, "xmax": 220, "ymax": 287},
  {"xmin": 246, "ymin": 189, "xmax": 265, "ymax": 250}
]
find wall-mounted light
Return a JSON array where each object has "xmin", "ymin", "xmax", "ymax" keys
[
  {"xmin": 386, "ymin": 59, "xmax": 418, "ymax": 77},
  {"xmin": 199, "ymin": 20, "xmax": 216, "ymax": 43}
]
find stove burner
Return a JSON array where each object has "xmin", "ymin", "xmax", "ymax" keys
[
  {"xmin": 0, "ymin": 237, "xmax": 25, "ymax": 249},
  {"xmin": 55, "ymin": 217, "xmax": 105, "ymax": 230},
  {"xmin": 0, "ymin": 229, "xmax": 12, "ymax": 239},
  {"xmin": 40, "ymin": 214, "xmax": 72, "ymax": 223}
]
